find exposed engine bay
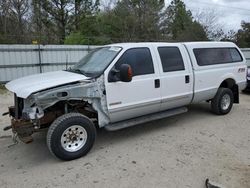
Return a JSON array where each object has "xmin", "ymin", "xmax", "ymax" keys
[{"xmin": 4, "ymin": 76, "xmax": 109, "ymax": 143}]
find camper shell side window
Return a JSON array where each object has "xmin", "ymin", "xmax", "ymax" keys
[{"xmin": 193, "ymin": 47, "xmax": 243, "ymax": 66}]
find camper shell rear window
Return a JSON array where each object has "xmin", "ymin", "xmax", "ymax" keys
[{"xmin": 193, "ymin": 48, "xmax": 243, "ymax": 66}]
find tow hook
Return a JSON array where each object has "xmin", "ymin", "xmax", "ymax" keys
[
  {"xmin": 3, "ymin": 125, "xmax": 12, "ymax": 131},
  {"xmin": 2, "ymin": 112, "xmax": 9, "ymax": 116}
]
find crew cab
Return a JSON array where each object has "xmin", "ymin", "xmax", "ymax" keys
[{"xmin": 3, "ymin": 42, "xmax": 247, "ymax": 160}]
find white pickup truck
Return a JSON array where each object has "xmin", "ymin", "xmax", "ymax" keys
[{"xmin": 3, "ymin": 42, "xmax": 247, "ymax": 160}]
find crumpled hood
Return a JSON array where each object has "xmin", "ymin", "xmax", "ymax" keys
[{"xmin": 5, "ymin": 71, "xmax": 89, "ymax": 98}]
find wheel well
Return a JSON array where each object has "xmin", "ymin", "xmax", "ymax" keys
[
  {"xmin": 219, "ymin": 79, "xmax": 239, "ymax": 103},
  {"xmin": 43, "ymin": 100, "xmax": 97, "ymax": 127}
]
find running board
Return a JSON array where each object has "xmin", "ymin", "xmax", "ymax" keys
[{"xmin": 105, "ymin": 107, "xmax": 188, "ymax": 131}]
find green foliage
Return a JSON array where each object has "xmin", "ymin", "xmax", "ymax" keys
[
  {"xmin": 0, "ymin": 0, "xmax": 30, "ymax": 44},
  {"xmin": 73, "ymin": 0, "xmax": 100, "ymax": 30},
  {"xmin": 64, "ymin": 32, "xmax": 86, "ymax": 44},
  {"xmin": 64, "ymin": 32, "xmax": 111, "ymax": 45},
  {"xmin": 7, "ymin": 0, "xmax": 250, "ymax": 45},
  {"xmin": 162, "ymin": 0, "xmax": 207, "ymax": 41},
  {"xmin": 65, "ymin": 13, "xmax": 112, "ymax": 45},
  {"xmin": 177, "ymin": 21, "xmax": 208, "ymax": 41},
  {"xmin": 41, "ymin": 0, "xmax": 72, "ymax": 44},
  {"xmin": 235, "ymin": 21, "xmax": 250, "ymax": 48},
  {"xmin": 164, "ymin": 0, "xmax": 192, "ymax": 39},
  {"xmin": 220, "ymin": 21, "xmax": 250, "ymax": 47},
  {"xmin": 88, "ymin": 0, "xmax": 165, "ymax": 42},
  {"xmin": 63, "ymin": 0, "xmax": 208, "ymax": 44}
]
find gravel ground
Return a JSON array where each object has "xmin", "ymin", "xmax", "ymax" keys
[{"xmin": 0, "ymin": 91, "xmax": 249, "ymax": 188}]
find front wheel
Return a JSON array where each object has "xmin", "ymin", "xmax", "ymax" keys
[
  {"xmin": 211, "ymin": 88, "xmax": 234, "ymax": 115},
  {"xmin": 47, "ymin": 113, "xmax": 96, "ymax": 161}
]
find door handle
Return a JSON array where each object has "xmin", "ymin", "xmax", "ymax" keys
[
  {"xmin": 155, "ymin": 79, "xmax": 160, "ymax": 88},
  {"xmin": 185, "ymin": 75, "xmax": 190, "ymax": 83}
]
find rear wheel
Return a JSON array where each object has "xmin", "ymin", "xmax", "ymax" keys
[
  {"xmin": 47, "ymin": 113, "xmax": 96, "ymax": 161},
  {"xmin": 211, "ymin": 88, "xmax": 234, "ymax": 115}
]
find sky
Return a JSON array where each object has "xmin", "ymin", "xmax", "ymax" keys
[{"xmin": 165, "ymin": 0, "xmax": 250, "ymax": 31}]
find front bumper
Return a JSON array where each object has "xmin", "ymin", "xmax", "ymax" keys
[
  {"xmin": 5, "ymin": 105, "xmax": 63, "ymax": 143},
  {"xmin": 6, "ymin": 106, "xmax": 34, "ymax": 143},
  {"xmin": 11, "ymin": 118, "xmax": 34, "ymax": 143}
]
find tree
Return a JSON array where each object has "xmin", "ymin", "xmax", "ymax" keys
[
  {"xmin": 177, "ymin": 21, "xmax": 208, "ymax": 41},
  {"xmin": 9, "ymin": 0, "xmax": 29, "ymax": 35},
  {"xmin": 0, "ymin": 0, "xmax": 10, "ymax": 35},
  {"xmin": 66, "ymin": 0, "xmax": 165, "ymax": 44},
  {"xmin": 0, "ymin": 0, "xmax": 10, "ymax": 43},
  {"xmin": 65, "ymin": 15, "xmax": 110, "ymax": 45},
  {"xmin": 235, "ymin": 21, "xmax": 250, "ymax": 48},
  {"xmin": 38, "ymin": 0, "xmax": 73, "ymax": 44},
  {"xmin": 194, "ymin": 9, "xmax": 223, "ymax": 40},
  {"xmin": 220, "ymin": 30, "xmax": 236, "ymax": 43},
  {"xmin": 101, "ymin": 0, "xmax": 164, "ymax": 41},
  {"xmin": 74, "ymin": 0, "xmax": 99, "ymax": 30},
  {"xmin": 0, "ymin": 0, "xmax": 30, "ymax": 43},
  {"xmin": 162, "ymin": 0, "xmax": 208, "ymax": 41},
  {"xmin": 31, "ymin": 0, "xmax": 59, "ymax": 44},
  {"xmin": 65, "ymin": 0, "xmax": 102, "ymax": 44}
]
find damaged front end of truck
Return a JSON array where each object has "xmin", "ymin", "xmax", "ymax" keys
[{"xmin": 3, "ymin": 72, "xmax": 110, "ymax": 145}]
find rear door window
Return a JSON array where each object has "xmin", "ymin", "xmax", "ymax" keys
[{"xmin": 158, "ymin": 47, "xmax": 185, "ymax": 72}]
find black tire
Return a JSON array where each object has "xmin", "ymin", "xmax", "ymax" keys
[
  {"xmin": 47, "ymin": 113, "xmax": 96, "ymax": 161},
  {"xmin": 211, "ymin": 88, "xmax": 234, "ymax": 115}
]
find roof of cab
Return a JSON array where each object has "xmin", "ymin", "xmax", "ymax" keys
[
  {"xmin": 105, "ymin": 41, "xmax": 237, "ymax": 49},
  {"xmin": 183, "ymin": 41, "xmax": 237, "ymax": 48}
]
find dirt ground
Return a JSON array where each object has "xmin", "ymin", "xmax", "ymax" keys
[{"xmin": 0, "ymin": 91, "xmax": 249, "ymax": 188}]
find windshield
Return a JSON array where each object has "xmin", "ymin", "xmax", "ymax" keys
[{"xmin": 69, "ymin": 46, "xmax": 122, "ymax": 77}]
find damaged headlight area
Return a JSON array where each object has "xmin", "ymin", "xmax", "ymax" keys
[
  {"xmin": 5, "ymin": 78, "xmax": 110, "ymax": 145},
  {"xmin": 10, "ymin": 95, "xmax": 43, "ymax": 120},
  {"xmin": 22, "ymin": 104, "xmax": 44, "ymax": 120},
  {"xmin": 8, "ymin": 94, "xmax": 44, "ymax": 120},
  {"xmin": 4, "ymin": 94, "xmax": 47, "ymax": 143},
  {"xmin": 6, "ymin": 93, "xmax": 68, "ymax": 144}
]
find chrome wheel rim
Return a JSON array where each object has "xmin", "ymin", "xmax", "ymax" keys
[
  {"xmin": 61, "ymin": 125, "xmax": 87, "ymax": 152},
  {"xmin": 221, "ymin": 94, "xmax": 231, "ymax": 111}
]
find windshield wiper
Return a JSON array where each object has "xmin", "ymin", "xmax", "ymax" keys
[
  {"xmin": 67, "ymin": 68, "xmax": 84, "ymax": 75},
  {"xmin": 67, "ymin": 68, "xmax": 94, "ymax": 77}
]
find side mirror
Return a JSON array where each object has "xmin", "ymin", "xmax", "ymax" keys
[
  {"xmin": 108, "ymin": 64, "xmax": 133, "ymax": 82},
  {"xmin": 119, "ymin": 64, "xmax": 133, "ymax": 82}
]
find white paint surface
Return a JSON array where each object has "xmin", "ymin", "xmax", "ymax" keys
[{"xmin": 5, "ymin": 71, "xmax": 88, "ymax": 98}]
